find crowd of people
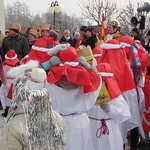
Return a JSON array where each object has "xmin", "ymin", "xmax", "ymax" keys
[{"xmin": 0, "ymin": 20, "xmax": 150, "ymax": 150}]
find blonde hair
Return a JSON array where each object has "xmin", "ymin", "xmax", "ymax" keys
[{"xmin": 64, "ymin": 30, "xmax": 70, "ymax": 34}]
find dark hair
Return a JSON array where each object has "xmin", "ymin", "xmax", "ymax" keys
[
  {"xmin": 49, "ymin": 30, "xmax": 58, "ymax": 41},
  {"xmin": 132, "ymin": 28, "xmax": 139, "ymax": 34},
  {"xmin": 147, "ymin": 30, "xmax": 150, "ymax": 36},
  {"xmin": 85, "ymin": 26, "xmax": 93, "ymax": 33},
  {"xmin": 80, "ymin": 26, "xmax": 87, "ymax": 31}
]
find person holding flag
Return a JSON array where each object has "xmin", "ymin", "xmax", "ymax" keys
[{"xmin": 104, "ymin": 20, "xmax": 123, "ymax": 42}]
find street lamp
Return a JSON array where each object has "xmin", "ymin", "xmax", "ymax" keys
[{"xmin": 49, "ymin": 1, "xmax": 60, "ymax": 29}]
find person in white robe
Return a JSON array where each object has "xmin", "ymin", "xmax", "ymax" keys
[
  {"xmin": 0, "ymin": 49, "xmax": 20, "ymax": 117},
  {"xmin": 87, "ymin": 62, "xmax": 131, "ymax": 150},
  {"xmin": 40, "ymin": 45, "xmax": 102, "ymax": 150}
]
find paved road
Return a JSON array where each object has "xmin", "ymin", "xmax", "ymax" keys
[
  {"xmin": 0, "ymin": 110, "xmax": 130, "ymax": 149},
  {"xmin": 0, "ymin": 110, "xmax": 6, "ymax": 137}
]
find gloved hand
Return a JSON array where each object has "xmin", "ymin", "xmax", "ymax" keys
[
  {"xmin": 78, "ymin": 56, "xmax": 92, "ymax": 70},
  {"xmin": 100, "ymin": 102, "xmax": 110, "ymax": 112},
  {"xmin": 41, "ymin": 56, "xmax": 61, "ymax": 71},
  {"xmin": 48, "ymin": 43, "xmax": 70, "ymax": 56}
]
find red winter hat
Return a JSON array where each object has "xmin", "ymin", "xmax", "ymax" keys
[
  {"xmin": 3, "ymin": 49, "xmax": 19, "ymax": 67},
  {"xmin": 58, "ymin": 46, "xmax": 78, "ymax": 63},
  {"xmin": 96, "ymin": 62, "xmax": 121, "ymax": 99},
  {"xmin": 21, "ymin": 37, "xmax": 56, "ymax": 64},
  {"xmin": 47, "ymin": 46, "xmax": 100, "ymax": 93},
  {"xmin": 92, "ymin": 47, "xmax": 103, "ymax": 64}
]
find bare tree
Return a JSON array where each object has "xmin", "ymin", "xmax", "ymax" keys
[
  {"xmin": 116, "ymin": 1, "xmax": 135, "ymax": 35},
  {"xmin": 32, "ymin": 14, "xmax": 43, "ymax": 27},
  {"xmin": 4, "ymin": 1, "xmax": 87, "ymax": 37},
  {"xmin": 44, "ymin": 11, "xmax": 83, "ymax": 37},
  {"xmin": 78, "ymin": 0, "xmax": 118, "ymax": 25},
  {"xmin": 5, "ymin": 1, "xmax": 32, "ymax": 32},
  {"xmin": 117, "ymin": 1, "xmax": 150, "ymax": 37},
  {"xmin": 54, "ymin": 12, "xmax": 79, "ymax": 37},
  {"xmin": 77, "ymin": 0, "xmax": 150, "ymax": 37}
]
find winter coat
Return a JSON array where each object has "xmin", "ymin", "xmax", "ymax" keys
[
  {"xmin": 59, "ymin": 36, "xmax": 73, "ymax": 45},
  {"xmin": 2, "ymin": 34, "xmax": 30, "ymax": 60},
  {"xmin": 81, "ymin": 34, "xmax": 98, "ymax": 50},
  {"xmin": 145, "ymin": 40, "xmax": 150, "ymax": 54},
  {"xmin": 0, "ymin": 107, "xmax": 66, "ymax": 150}
]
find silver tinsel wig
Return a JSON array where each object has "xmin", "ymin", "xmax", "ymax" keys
[{"xmin": 7, "ymin": 68, "xmax": 65, "ymax": 150}]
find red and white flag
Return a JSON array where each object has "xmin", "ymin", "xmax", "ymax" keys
[{"xmin": 100, "ymin": 13, "xmax": 107, "ymax": 40}]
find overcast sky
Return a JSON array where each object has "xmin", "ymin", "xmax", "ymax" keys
[
  {"xmin": 4, "ymin": 0, "xmax": 149, "ymax": 17},
  {"xmin": 4, "ymin": 0, "xmax": 82, "ymax": 16}
]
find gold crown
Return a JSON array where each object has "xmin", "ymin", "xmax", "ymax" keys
[
  {"xmin": 77, "ymin": 45, "xmax": 94, "ymax": 61},
  {"xmin": 40, "ymin": 23, "xmax": 50, "ymax": 31},
  {"xmin": 108, "ymin": 20, "xmax": 120, "ymax": 27},
  {"xmin": 29, "ymin": 28, "xmax": 41, "ymax": 38},
  {"xmin": 34, "ymin": 27, "xmax": 41, "ymax": 33},
  {"xmin": 9, "ymin": 23, "xmax": 21, "ymax": 32}
]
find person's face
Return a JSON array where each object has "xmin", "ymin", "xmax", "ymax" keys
[
  {"xmin": 74, "ymin": 35, "xmax": 80, "ymax": 40},
  {"xmin": 80, "ymin": 30, "xmax": 86, "ymax": 37},
  {"xmin": 107, "ymin": 25, "xmax": 117, "ymax": 34},
  {"xmin": 64, "ymin": 32, "xmax": 70, "ymax": 38},
  {"xmin": 41, "ymin": 29, "xmax": 49, "ymax": 37},
  {"xmin": 28, "ymin": 34, "xmax": 37, "ymax": 43},
  {"xmin": 9, "ymin": 29, "xmax": 18, "ymax": 37},
  {"xmin": 87, "ymin": 59, "xmax": 93, "ymax": 66},
  {"xmin": 86, "ymin": 31, "xmax": 92, "ymax": 38},
  {"xmin": 130, "ymin": 31, "xmax": 137, "ymax": 37}
]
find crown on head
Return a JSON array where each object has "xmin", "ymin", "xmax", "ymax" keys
[
  {"xmin": 77, "ymin": 45, "xmax": 94, "ymax": 61},
  {"xmin": 40, "ymin": 23, "xmax": 50, "ymax": 31},
  {"xmin": 29, "ymin": 28, "xmax": 41, "ymax": 38},
  {"xmin": 9, "ymin": 23, "xmax": 21, "ymax": 32}
]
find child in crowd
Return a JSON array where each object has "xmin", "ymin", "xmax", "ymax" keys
[
  {"xmin": 88, "ymin": 62, "xmax": 131, "ymax": 150},
  {"xmin": 0, "ymin": 49, "xmax": 19, "ymax": 117},
  {"xmin": 77, "ymin": 45, "xmax": 131, "ymax": 150}
]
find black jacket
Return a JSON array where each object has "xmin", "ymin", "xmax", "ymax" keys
[
  {"xmin": 81, "ymin": 34, "xmax": 98, "ymax": 50},
  {"xmin": 59, "ymin": 36, "xmax": 73, "ymax": 45},
  {"xmin": 145, "ymin": 40, "xmax": 150, "ymax": 54}
]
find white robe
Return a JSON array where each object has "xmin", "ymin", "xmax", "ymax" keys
[
  {"xmin": 122, "ymin": 88, "xmax": 145, "ymax": 139},
  {"xmin": 45, "ymin": 82, "xmax": 101, "ymax": 150},
  {"xmin": 0, "ymin": 65, "xmax": 14, "ymax": 109},
  {"xmin": 87, "ymin": 95, "xmax": 131, "ymax": 150}
]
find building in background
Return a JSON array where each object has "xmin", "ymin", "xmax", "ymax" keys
[{"xmin": 0, "ymin": 0, "xmax": 5, "ymax": 33}]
